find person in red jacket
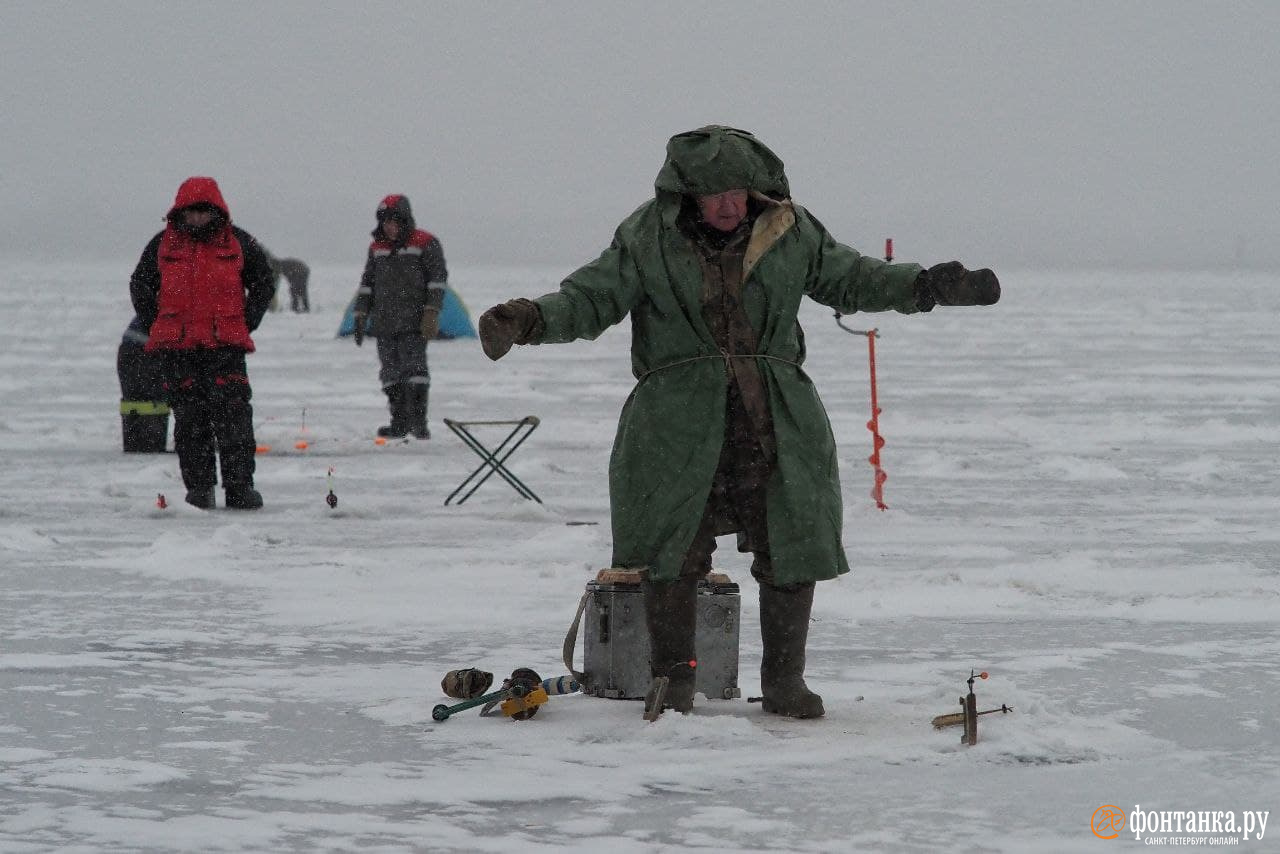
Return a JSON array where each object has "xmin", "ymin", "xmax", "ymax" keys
[{"xmin": 130, "ymin": 177, "xmax": 276, "ymax": 509}]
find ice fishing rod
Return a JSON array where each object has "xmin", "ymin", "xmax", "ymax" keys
[
  {"xmin": 833, "ymin": 237, "xmax": 892, "ymax": 510},
  {"xmin": 431, "ymin": 669, "xmax": 579, "ymax": 722},
  {"xmin": 930, "ymin": 670, "xmax": 1013, "ymax": 746}
]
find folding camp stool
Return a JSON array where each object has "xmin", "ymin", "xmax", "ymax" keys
[{"xmin": 443, "ymin": 416, "xmax": 542, "ymax": 505}]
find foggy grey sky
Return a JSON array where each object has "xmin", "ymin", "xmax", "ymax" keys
[{"xmin": 3, "ymin": 1, "xmax": 1278, "ymax": 272}]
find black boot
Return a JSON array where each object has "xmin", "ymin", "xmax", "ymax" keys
[
  {"xmin": 224, "ymin": 485, "xmax": 263, "ymax": 510},
  {"xmin": 184, "ymin": 487, "xmax": 215, "ymax": 509},
  {"xmin": 408, "ymin": 383, "xmax": 430, "ymax": 439},
  {"xmin": 642, "ymin": 575, "xmax": 699, "ymax": 717},
  {"xmin": 759, "ymin": 582, "xmax": 825, "ymax": 718},
  {"xmin": 377, "ymin": 384, "xmax": 409, "ymax": 438}
]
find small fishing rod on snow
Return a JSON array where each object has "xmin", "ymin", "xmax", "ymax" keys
[
  {"xmin": 930, "ymin": 669, "xmax": 1013, "ymax": 746},
  {"xmin": 431, "ymin": 668, "xmax": 580, "ymax": 723}
]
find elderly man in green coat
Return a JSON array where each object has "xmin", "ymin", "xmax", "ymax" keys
[{"xmin": 480, "ymin": 126, "xmax": 999, "ymax": 719}]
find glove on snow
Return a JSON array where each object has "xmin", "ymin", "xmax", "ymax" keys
[
  {"xmin": 479, "ymin": 298, "xmax": 542, "ymax": 361},
  {"xmin": 441, "ymin": 668, "xmax": 494, "ymax": 699}
]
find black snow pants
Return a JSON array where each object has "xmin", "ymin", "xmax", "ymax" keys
[{"xmin": 159, "ymin": 349, "xmax": 258, "ymax": 492}]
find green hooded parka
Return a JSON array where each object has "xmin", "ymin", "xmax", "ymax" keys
[{"xmin": 532, "ymin": 126, "xmax": 924, "ymax": 585}]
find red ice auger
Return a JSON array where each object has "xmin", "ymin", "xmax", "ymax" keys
[{"xmin": 833, "ymin": 237, "xmax": 893, "ymax": 510}]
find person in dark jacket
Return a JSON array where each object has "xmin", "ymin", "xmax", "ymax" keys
[
  {"xmin": 352, "ymin": 194, "xmax": 448, "ymax": 439},
  {"xmin": 129, "ymin": 176, "xmax": 276, "ymax": 510},
  {"xmin": 277, "ymin": 257, "xmax": 310, "ymax": 313},
  {"xmin": 263, "ymin": 251, "xmax": 311, "ymax": 314},
  {"xmin": 479, "ymin": 126, "xmax": 1000, "ymax": 719},
  {"xmin": 117, "ymin": 316, "xmax": 170, "ymax": 453}
]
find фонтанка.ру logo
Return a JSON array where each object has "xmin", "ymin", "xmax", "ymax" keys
[{"xmin": 1093, "ymin": 804, "xmax": 1269, "ymax": 844}]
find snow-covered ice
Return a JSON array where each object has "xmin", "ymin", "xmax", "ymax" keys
[{"xmin": 1, "ymin": 262, "xmax": 1277, "ymax": 852}]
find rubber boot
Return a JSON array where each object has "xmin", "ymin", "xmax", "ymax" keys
[
  {"xmin": 408, "ymin": 383, "xmax": 430, "ymax": 439},
  {"xmin": 641, "ymin": 574, "xmax": 699, "ymax": 717},
  {"xmin": 377, "ymin": 384, "xmax": 409, "ymax": 438},
  {"xmin": 759, "ymin": 582, "xmax": 825, "ymax": 718}
]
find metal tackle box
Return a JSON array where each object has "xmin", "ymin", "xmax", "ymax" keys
[{"xmin": 579, "ymin": 569, "xmax": 741, "ymax": 701}]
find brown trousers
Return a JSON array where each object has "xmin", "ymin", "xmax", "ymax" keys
[{"xmin": 679, "ymin": 381, "xmax": 778, "ymax": 585}]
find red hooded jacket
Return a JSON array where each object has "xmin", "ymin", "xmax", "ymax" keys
[{"xmin": 142, "ymin": 177, "xmax": 265, "ymax": 352}]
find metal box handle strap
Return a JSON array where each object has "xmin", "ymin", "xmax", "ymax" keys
[{"xmin": 561, "ymin": 590, "xmax": 589, "ymax": 684}]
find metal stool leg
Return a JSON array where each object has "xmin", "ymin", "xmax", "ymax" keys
[{"xmin": 443, "ymin": 417, "xmax": 542, "ymax": 505}]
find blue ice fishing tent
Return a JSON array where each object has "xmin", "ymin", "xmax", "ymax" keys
[{"xmin": 337, "ymin": 286, "xmax": 477, "ymax": 339}]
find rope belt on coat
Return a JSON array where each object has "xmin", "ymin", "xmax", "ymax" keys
[{"xmin": 637, "ymin": 349, "xmax": 802, "ymax": 381}]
